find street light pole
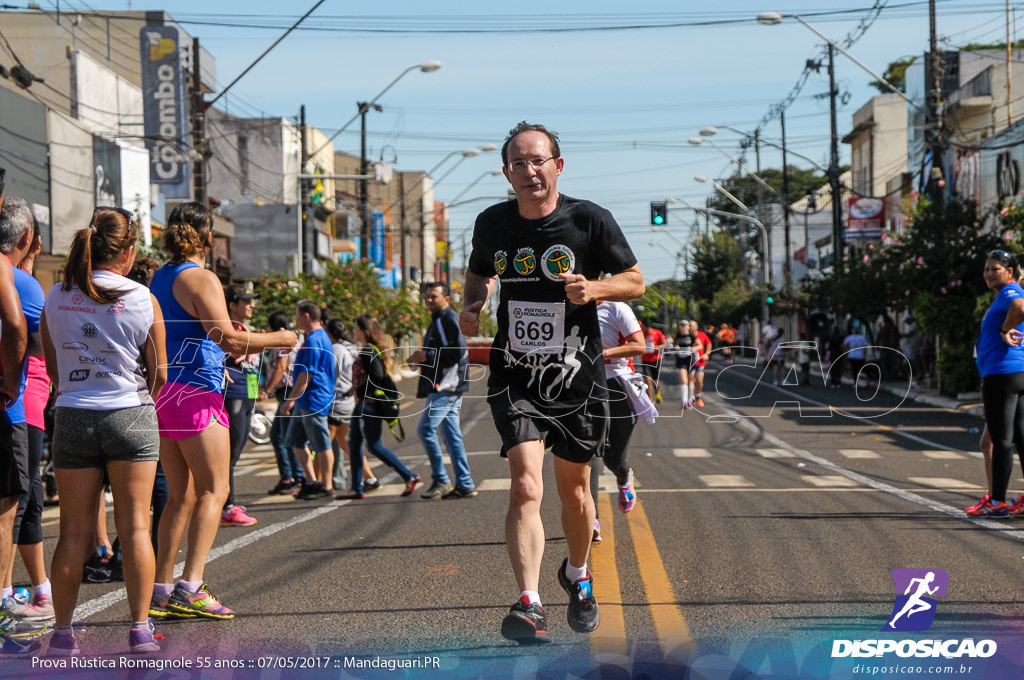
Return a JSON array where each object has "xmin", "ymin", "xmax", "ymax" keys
[{"xmin": 311, "ymin": 61, "xmax": 441, "ymax": 158}]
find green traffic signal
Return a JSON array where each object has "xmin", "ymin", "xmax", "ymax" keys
[
  {"xmin": 650, "ymin": 201, "xmax": 667, "ymax": 226},
  {"xmin": 766, "ymin": 295, "xmax": 774, "ymax": 304}
]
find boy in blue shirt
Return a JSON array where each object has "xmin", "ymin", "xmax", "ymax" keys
[{"xmin": 282, "ymin": 300, "xmax": 337, "ymax": 500}]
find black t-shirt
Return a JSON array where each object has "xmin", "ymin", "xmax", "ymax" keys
[
  {"xmin": 674, "ymin": 333, "xmax": 694, "ymax": 355},
  {"xmin": 468, "ymin": 195, "xmax": 637, "ymax": 407}
]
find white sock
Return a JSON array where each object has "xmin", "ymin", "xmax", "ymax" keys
[
  {"xmin": 33, "ymin": 580, "xmax": 51, "ymax": 599},
  {"xmin": 2, "ymin": 587, "xmax": 12, "ymax": 603},
  {"xmin": 130, "ymin": 620, "xmax": 149, "ymax": 630},
  {"xmin": 519, "ymin": 590, "xmax": 540, "ymax": 605},
  {"xmin": 564, "ymin": 560, "xmax": 588, "ymax": 583},
  {"xmin": 687, "ymin": 384, "xmax": 695, "ymax": 402}
]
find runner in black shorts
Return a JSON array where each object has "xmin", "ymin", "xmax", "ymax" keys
[{"xmin": 461, "ymin": 122, "xmax": 645, "ymax": 644}]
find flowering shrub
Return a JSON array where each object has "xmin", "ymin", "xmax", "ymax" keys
[{"xmin": 250, "ymin": 259, "xmax": 431, "ymax": 342}]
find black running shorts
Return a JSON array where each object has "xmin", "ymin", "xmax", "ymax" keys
[
  {"xmin": 0, "ymin": 420, "xmax": 29, "ymax": 499},
  {"xmin": 488, "ymin": 387, "xmax": 609, "ymax": 464}
]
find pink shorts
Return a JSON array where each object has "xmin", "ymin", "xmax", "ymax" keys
[{"xmin": 155, "ymin": 381, "xmax": 229, "ymax": 441}]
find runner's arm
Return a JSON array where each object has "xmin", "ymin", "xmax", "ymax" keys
[
  {"xmin": 145, "ymin": 295, "xmax": 168, "ymax": 399},
  {"xmin": 0, "ymin": 260, "xmax": 26, "ymax": 401},
  {"xmin": 603, "ymin": 331, "xmax": 644, "ymax": 361},
  {"xmin": 460, "ymin": 269, "xmax": 495, "ymax": 337},
  {"xmin": 560, "ymin": 264, "xmax": 644, "ymax": 305}
]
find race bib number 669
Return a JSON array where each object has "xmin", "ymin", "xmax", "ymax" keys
[{"xmin": 508, "ymin": 300, "xmax": 565, "ymax": 354}]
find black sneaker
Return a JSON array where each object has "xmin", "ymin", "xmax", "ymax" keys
[
  {"xmin": 420, "ymin": 481, "xmax": 453, "ymax": 500},
  {"xmin": 296, "ymin": 482, "xmax": 329, "ymax": 500},
  {"xmin": 268, "ymin": 479, "xmax": 297, "ymax": 495},
  {"xmin": 500, "ymin": 596, "xmax": 551, "ymax": 644},
  {"xmin": 557, "ymin": 558, "xmax": 600, "ymax": 633},
  {"xmin": 442, "ymin": 486, "xmax": 479, "ymax": 499}
]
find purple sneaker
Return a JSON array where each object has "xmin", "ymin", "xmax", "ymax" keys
[
  {"xmin": 47, "ymin": 631, "xmax": 80, "ymax": 656},
  {"xmin": 129, "ymin": 620, "xmax": 160, "ymax": 654}
]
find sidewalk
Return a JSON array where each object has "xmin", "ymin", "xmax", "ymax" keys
[{"xmin": 873, "ymin": 379, "xmax": 982, "ymax": 418}]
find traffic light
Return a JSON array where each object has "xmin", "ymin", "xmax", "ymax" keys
[
  {"xmin": 650, "ymin": 201, "xmax": 667, "ymax": 226},
  {"xmin": 766, "ymin": 294, "xmax": 775, "ymax": 305}
]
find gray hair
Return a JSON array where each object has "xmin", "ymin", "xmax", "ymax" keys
[{"xmin": 0, "ymin": 196, "xmax": 33, "ymax": 255}]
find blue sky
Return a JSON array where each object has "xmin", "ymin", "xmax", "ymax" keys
[{"xmin": 116, "ymin": 0, "xmax": 1011, "ymax": 282}]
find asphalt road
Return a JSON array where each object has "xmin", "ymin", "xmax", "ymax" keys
[{"xmin": 9, "ymin": 358, "xmax": 1024, "ymax": 680}]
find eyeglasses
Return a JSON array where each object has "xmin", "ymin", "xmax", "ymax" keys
[
  {"xmin": 95, "ymin": 206, "xmax": 136, "ymax": 224},
  {"xmin": 989, "ymin": 249, "xmax": 1011, "ymax": 260},
  {"xmin": 505, "ymin": 156, "xmax": 557, "ymax": 174}
]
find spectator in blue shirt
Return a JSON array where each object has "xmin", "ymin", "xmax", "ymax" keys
[{"xmin": 282, "ymin": 300, "xmax": 336, "ymax": 500}]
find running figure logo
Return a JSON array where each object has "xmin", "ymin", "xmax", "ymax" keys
[{"xmin": 883, "ymin": 568, "xmax": 949, "ymax": 632}]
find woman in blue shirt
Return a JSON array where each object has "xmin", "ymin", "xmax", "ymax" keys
[{"xmin": 969, "ymin": 249, "xmax": 1024, "ymax": 517}]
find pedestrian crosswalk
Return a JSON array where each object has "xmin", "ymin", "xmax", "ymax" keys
[{"xmin": 224, "ymin": 445, "xmax": 983, "ymax": 503}]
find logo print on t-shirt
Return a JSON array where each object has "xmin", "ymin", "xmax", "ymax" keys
[
  {"xmin": 82, "ymin": 322, "xmax": 98, "ymax": 338},
  {"xmin": 542, "ymin": 245, "xmax": 576, "ymax": 282},
  {"xmin": 513, "ymin": 247, "xmax": 536, "ymax": 275},
  {"xmin": 494, "ymin": 250, "xmax": 508, "ymax": 276}
]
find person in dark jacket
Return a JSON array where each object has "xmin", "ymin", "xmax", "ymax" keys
[{"xmin": 408, "ymin": 283, "xmax": 476, "ymax": 499}]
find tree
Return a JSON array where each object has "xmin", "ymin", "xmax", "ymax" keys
[
  {"xmin": 688, "ymin": 230, "xmax": 745, "ymax": 323},
  {"xmin": 868, "ymin": 56, "xmax": 916, "ymax": 95},
  {"xmin": 251, "ymin": 259, "xmax": 431, "ymax": 343}
]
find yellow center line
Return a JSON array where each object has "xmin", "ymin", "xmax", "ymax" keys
[
  {"xmin": 626, "ymin": 499, "xmax": 695, "ymax": 659},
  {"xmin": 589, "ymin": 492, "xmax": 627, "ymax": 659}
]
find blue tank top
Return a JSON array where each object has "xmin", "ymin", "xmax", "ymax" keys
[{"xmin": 150, "ymin": 261, "xmax": 226, "ymax": 393}]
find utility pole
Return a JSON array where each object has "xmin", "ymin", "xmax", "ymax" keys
[
  {"xmin": 1008, "ymin": 0, "xmax": 1014, "ymax": 127},
  {"xmin": 300, "ymin": 105, "xmax": 311, "ymax": 275},
  {"xmin": 781, "ymin": 109, "xmax": 792, "ymax": 291},
  {"xmin": 828, "ymin": 43, "xmax": 844, "ymax": 273},
  {"xmin": 926, "ymin": 0, "xmax": 946, "ymax": 203},
  {"xmin": 399, "ymin": 172, "xmax": 408, "ymax": 285},
  {"xmin": 358, "ymin": 101, "xmax": 382, "ymax": 261},
  {"xmin": 190, "ymin": 38, "xmax": 207, "ymax": 209}
]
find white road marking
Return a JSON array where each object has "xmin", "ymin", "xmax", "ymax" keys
[
  {"xmin": 908, "ymin": 477, "xmax": 984, "ymax": 490},
  {"xmin": 708, "ymin": 392, "xmax": 1024, "ymax": 541},
  {"xmin": 673, "ymin": 448, "xmax": 711, "ymax": 458},
  {"xmin": 699, "ymin": 475, "xmax": 755, "ymax": 488},
  {"xmin": 803, "ymin": 475, "xmax": 860, "ymax": 487},
  {"xmin": 756, "ymin": 447, "xmax": 795, "ymax": 458},
  {"xmin": 840, "ymin": 449, "xmax": 881, "ymax": 459},
  {"xmin": 922, "ymin": 450, "xmax": 966, "ymax": 460}
]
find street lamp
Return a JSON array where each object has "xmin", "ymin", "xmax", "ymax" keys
[
  {"xmin": 757, "ymin": 12, "xmax": 927, "ymax": 273},
  {"xmin": 433, "ymin": 144, "xmax": 498, "ymax": 186},
  {"xmin": 756, "ymin": 13, "xmax": 915, "ymax": 108},
  {"xmin": 688, "ymin": 135, "xmax": 777, "ymax": 196},
  {"xmin": 666, "ymin": 197, "xmax": 709, "ymax": 235},
  {"xmin": 648, "ymin": 240, "xmax": 683, "ymax": 280},
  {"xmin": 450, "ymin": 169, "xmax": 503, "ymax": 205},
  {"xmin": 312, "ymin": 60, "xmax": 442, "ymax": 157},
  {"xmin": 695, "ymin": 175, "xmax": 770, "ymax": 286},
  {"xmin": 702, "ymin": 206, "xmax": 770, "ymax": 288}
]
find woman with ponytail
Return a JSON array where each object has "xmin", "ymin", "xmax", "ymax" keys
[
  {"xmin": 148, "ymin": 202, "xmax": 296, "ymax": 620},
  {"xmin": 41, "ymin": 207, "xmax": 166, "ymax": 654}
]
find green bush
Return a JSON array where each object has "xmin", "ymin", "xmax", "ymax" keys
[{"xmin": 936, "ymin": 342, "xmax": 979, "ymax": 396}]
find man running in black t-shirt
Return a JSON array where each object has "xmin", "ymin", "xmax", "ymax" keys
[{"xmin": 460, "ymin": 122, "xmax": 645, "ymax": 643}]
